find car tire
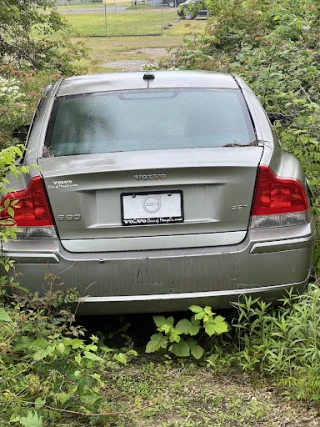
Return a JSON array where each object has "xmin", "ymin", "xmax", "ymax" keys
[
  {"xmin": 168, "ymin": 0, "xmax": 175, "ymax": 7},
  {"xmin": 184, "ymin": 10, "xmax": 196, "ymax": 19},
  {"xmin": 309, "ymin": 263, "xmax": 317, "ymax": 284}
]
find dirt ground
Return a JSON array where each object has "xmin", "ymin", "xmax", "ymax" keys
[{"xmin": 101, "ymin": 47, "xmax": 168, "ymax": 70}]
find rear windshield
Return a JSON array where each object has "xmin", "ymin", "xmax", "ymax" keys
[{"xmin": 44, "ymin": 89, "xmax": 256, "ymax": 157}]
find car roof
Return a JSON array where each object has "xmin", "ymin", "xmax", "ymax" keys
[{"xmin": 55, "ymin": 71, "xmax": 239, "ymax": 97}]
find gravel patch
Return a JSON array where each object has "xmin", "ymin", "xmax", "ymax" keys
[
  {"xmin": 102, "ymin": 48, "xmax": 168, "ymax": 70},
  {"xmin": 125, "ymin": 47, "xmax": 168, "ymax": 56},
  {"xmin": 101, "ymin": 59, "xmax": 152, "ymax": 70}
]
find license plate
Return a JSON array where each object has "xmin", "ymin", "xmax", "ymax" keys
[{"xmin": 121, "ymin": 191, "xmax": 183, "ymax": 226}]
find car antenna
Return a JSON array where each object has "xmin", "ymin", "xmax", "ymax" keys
[{"xmin": 143, "ymin": 72, "xmax": 155, "ymax": 88}]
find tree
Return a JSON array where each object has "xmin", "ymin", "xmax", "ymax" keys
[{"xmin": 0, "ymin": 0, "xmax": 86, "ymax": 74}]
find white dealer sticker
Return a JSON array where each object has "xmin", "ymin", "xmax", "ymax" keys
[{"xmin": 48, "ymin": 180, "xmax": 78, "ymax": 189}]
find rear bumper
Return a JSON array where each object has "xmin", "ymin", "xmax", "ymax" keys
[
  {"xmin": 3, "ymin": 222, "xmax": 315, "ymax": 314},
  {"xmin": 75, "ymin": 281, "xmax": 308, "ymax": 315}
]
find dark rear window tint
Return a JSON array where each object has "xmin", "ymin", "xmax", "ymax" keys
[{"xmin": 45, "ymin": 89, "xmax": 256, "ymax": 156}]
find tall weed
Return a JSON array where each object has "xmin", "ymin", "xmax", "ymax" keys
[{"xmin": 231, "ymin": 285, "xmax": 320, "ymax": 406}]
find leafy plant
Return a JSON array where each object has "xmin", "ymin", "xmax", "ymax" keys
[
  {"xmin": 0, "ymin": 283, "xmax": 139, "ymax": 426},
  {"xmin": 146, "ymin": 305, "xmax": 229, "ymax": 359},
  {"xmin": 0, "ymin": 145, "xmax": 35, "ymax": 298},
  {"xmin": 230, "ymin": 285, "xmax": 320, "ymax": 406},
  {"xmin": 0, "ymin": 0, "xmax": 86, "ymax": 74},
  {"xmin": 0, "ymin": 145, "xmax": 136, "ymax": 426},
  {"xmin": 162, "ymin": 0, "xmax": 320, "ymax": 273}
]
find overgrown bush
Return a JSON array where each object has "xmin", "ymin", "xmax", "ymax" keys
[
  {"xmin": 0, "ymin": 0, "xmax": 86, "ymax": 74},
  {"xmin": 146, "ymin": 305, "xmax": 229, "ymax": 359},
  {"xmin": 0, "ymin": 1, "xmax": 88, "ymax": 148},
  {"xmin": 146, "ymin": 287, "xmax": 320, "ymax": 408},
  {"xmin": 0, "ymin": 67, "xmax": 65, "ymax": 146},
  {"xmin": 163, "ymin": 0, "xmax": 320, "ymax": 270},
  {"xmin": 1, "ymin": 286, "xmax": 138, "ymax": 426},
  {"xmin": 231, "ymin": 286, "xmax": 320, "ymax": 406},
  {"xmin": 0, "ymin": 108, "xmax": 132, "ymax": 427}
]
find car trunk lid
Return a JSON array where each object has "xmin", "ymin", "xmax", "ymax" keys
[{"xmin": 39, "ymin": 147, "xmax": 263, "ymax": 252}]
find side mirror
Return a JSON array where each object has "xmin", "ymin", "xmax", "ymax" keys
[{"xmin": 12, "ymin": 124, "xmax": 30, "ymax": 143}]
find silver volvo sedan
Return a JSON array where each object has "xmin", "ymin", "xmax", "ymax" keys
[{"xmin": 2, "ymin": 71, "xmax": 315, "ymax": 314}]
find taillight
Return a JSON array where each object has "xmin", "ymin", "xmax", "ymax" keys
[
  {"xmin": 0, "ymin": 176, "xmax": 54, "ymax": 227},
  {"xmin": 251, "ymin": 166, "xmax": 309, "ymax": 228}
]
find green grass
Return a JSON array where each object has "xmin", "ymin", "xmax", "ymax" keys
[
  {"xmin": 65, "ymin": 11, "xmax": 178, "ymax": 36},
  {"xmin": 107, "ymin": 363, "xmax": 273, "ymax": 426},
  {"xmin": 66, "ymin": 10, "xmax": 207, "ymax": 72},
  {"xmin": 71, "ymin": 35, "xmax": 178, "ymax": 72}
]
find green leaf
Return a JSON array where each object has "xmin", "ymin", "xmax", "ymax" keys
[
  {"xmin": 204, "ymin": 316, "xmax": 229, "ymax": 337},
  {"xmin": 146, "ymin": 333, "xmax": 168, "ymax": 353},
  {"xmin": 30, "ymin": 339, "xmax": 49, "ymax": 349},
  {"xmin": 195, "ymin": 311, "xmax": 204, "ymax": 320},
  {"xmin": 153, "ymin": 315, "xmax": 167, "ymax": 328},
  {"xmin": 188, "ymin": 339, "xmax": 204, "ymax": 360},
  {"xmin": 189, "ymin": 305, "xmax": 203, "ymax": 313},
  {"xmin": 74, "ymin": 370, "xmax": 82, "ymax": 378},
  {"xmin": 166, "ymin": 316, "xmax": 175, "ymax": 326},
  {"xmin": 191, "ymin": 345, "xmax": 203, "ymax": 360},
  {"xmin": 14, "ymin": 146, "xmax": 23, "ymax": 157},
  {"xmin": 204, "ymin": 322, "xmax": 217, "ymax": 337},
  {"xmin": 155, "ymin": 316, "xmax": 175, "ymax": 334},
  {"xmin": 175, "ymin": 318, "xmax": 193, "ymax": 335},
  {"xmin": 15, "ymin": 411, "xmax": 43, "ymax": 427},
  {"xmin": 57, "ymin": 343, "xmax": 65, "ymax": 354},
  {"xmin": 212, "ymin": 315, "xmax": 229, "ymax": 334},
  {"xmin": 169, "ymin": 328, "xmax": 181, "ymax": 343},
  {"xmin": 204, "ymin": 306, "xmax": 213, "ymax": 316},
  {"xmin": 33, "ymin": 347, "xmax": 53, "ymax": 361},
  {"xmin": 83, "ymin": 351, "xmax": 104, "ymax": 362},
  {"xmin": 7, "ymin": 207, "xmax": 14, "ymax": 218},
  {"xmin": 113, "ymin": 352, "xmax": 128, "ymax": 365},
  {"xmin": 19, "ymin": 166, "xmax": 30, "ymax": 174},
  {"xmin": 57, "ymin": 392, "xmax": 71, "ymax": 405},
  {"xmin": 35, "ymin": 397, "xmax": 46, "ymax": 410},
  {"xmin": 170, "ymin": 338, "xmax": 190, "ymax": 357},
  {"xmin": 75, "ymin": 354, "xmax": 82, "ymax": 365},
  {"xmin": 13, "ymin": 336, "xmax": 31, "ymax": 351},
  {"xmin": 0, "ymin": 308, "xmax": 12, "ymax": 322},
  {"xmin": 189, "ymin": 322, "xmax": 201, "ymax": 336},
  {"xmin": 80, "ymin": 394, "xmax": 100, "ymax": 406},
  {"xmin": 63, "ymin": 338, "xmax": 84, "ymax": 349}
]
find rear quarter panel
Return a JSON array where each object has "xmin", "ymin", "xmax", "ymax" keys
[{"xmin": 235, "ymin": 76, "xmax": 309, "ymax": 194}]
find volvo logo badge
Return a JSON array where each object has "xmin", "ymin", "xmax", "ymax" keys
[
  {"xmin": 143, "ymin": 196, "xmax": 161, "ymax": 213},
  {"xmin": 134, "ymin": 173, "xmax": 167, "ymax": 180}
]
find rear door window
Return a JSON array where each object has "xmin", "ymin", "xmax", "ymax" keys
[{"xmin": 44, "ymin": 89, "xmax": 256, "ymax": 156}]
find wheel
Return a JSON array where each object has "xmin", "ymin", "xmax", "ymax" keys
[
  {"xmin": 177, "ymin": 8, "xmax": 184, "ymax": 17},
  {"xmin": 184, "ymin": 9, "xmax": 196, "ymax": 19},
  {"xmin": 168, "ymin": 0, "xmax": 175, "ymax": 7}
]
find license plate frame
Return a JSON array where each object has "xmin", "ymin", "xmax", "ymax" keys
[{"xmin": 121, "ymin": 190, "xmax": 184, "ymax": 226}]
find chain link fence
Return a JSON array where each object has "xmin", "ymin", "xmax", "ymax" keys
[{"xmin": 57, "ymin": 0, "xmax": 178, "ymax": 37}]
